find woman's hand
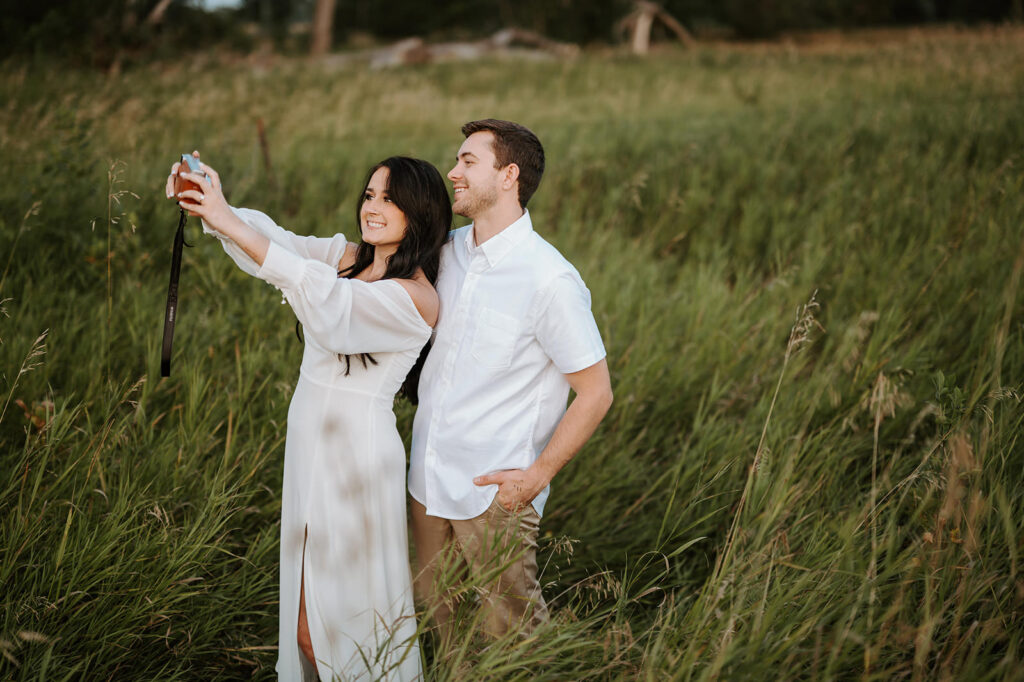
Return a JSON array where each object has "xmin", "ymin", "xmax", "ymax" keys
[
  {"xmin": 165, "ymin": 151, "xmax": 271, "ymax": 265},
  {"xmin": 163, "ymin": 151, "xmax": 208, "ymax": 214},
  {"xmin": 169, "ymin": 152, "xmax": 235, "ymax": 234}
]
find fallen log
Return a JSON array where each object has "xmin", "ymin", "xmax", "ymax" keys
[{"xmin": 321, "ymin": 28, "xmax": 579, "ymax": 69}]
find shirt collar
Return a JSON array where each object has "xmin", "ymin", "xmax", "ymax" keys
[{"xmin": 465, "ymin": 210, "xmax": 534, "ymax": 268}]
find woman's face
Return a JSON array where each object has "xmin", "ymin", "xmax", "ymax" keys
[{"xmin": 359, "ymin": 166, "xmax": 408, "ymax": 249}]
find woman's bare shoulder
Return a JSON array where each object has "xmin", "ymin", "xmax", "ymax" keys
[
  {"xmin": 394, "ymin": 274, "xmax": 439, "ymax": 327},
  {"xmin": 338, "ymin": 242, "xmax": 358, "ymax": 273}
]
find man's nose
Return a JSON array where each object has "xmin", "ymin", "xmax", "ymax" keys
[{"xmin": 447, "ymin": 165, "xmax": 460, "ymax": 181}]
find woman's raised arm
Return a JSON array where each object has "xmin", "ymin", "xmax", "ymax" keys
[
  {"xmin": 167, "ymin": 155, "xmax": 349, "ymax": 274},
  {"xmin": 257, "ymin": 241, "xmax": 432, "ymax": 355}
]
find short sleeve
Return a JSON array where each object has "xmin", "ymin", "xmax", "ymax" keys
[
  {"xmin": 534, "ymin": 272, "xmax": 606, "ymax": 375},
  {"xmin": 203, "ymin": 207, "xmax": 348, "ymax": 277},
  {"xmin": 257, "ymin": 241, "xmax": 430, "ymax": 356}
]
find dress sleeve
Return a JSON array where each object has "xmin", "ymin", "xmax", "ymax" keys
[
  {"xmin": 202, "ymin": 207, "xmax": 349, "ymax": 277},
  {"xmin": 256, "ymin": 241, "xmax": 431, "ymax": 356}
]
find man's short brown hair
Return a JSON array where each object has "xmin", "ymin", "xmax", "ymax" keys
[{"xmin": 461, "ymin": 119, "xmax": 545, "ymax": 208}]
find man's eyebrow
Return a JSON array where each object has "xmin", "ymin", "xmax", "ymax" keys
[{"xmin": 457, "ymin": 151, "xmax": 478, "ymax": 161}]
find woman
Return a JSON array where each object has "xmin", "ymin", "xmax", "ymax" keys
[{"xmin": 167, "ymin": 153, "xmax": 451, "ymax": 681}]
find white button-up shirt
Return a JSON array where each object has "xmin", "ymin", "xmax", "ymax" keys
[{"xmin": 409, "ymin": 210, "xmax": 606, "ymax": 520}]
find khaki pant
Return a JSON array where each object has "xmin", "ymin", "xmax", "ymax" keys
[{"xmin": 410, "ymin": 497, "xmax": 549, "ymax": 641}]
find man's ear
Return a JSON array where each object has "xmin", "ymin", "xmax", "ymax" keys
[{"xmin": 501, "ymin": 163, "xmax": 520, "ymax": 191}]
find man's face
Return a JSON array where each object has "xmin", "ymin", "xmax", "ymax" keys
[{"xmin": 448, "ymin": 131, "xmax": 503, "ymax": 219}]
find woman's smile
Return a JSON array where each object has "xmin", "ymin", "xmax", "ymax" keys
[{"xmin": 359, "ymin": 166, "xmax": 408, "ymax": 246}]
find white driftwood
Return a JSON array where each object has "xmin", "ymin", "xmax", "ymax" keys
[
  {"xmin": 632, "ymin": 9, "xmax": 654, "ymax": 54},
  {"xmin": 617, "ymin": 1, "xmax": 695, "ymax": 54},
  {"xmin": 324, "ymin": 28, "xmax": 578, "ymax": 69}
]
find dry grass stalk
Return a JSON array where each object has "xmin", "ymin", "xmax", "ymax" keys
[
  {"xmin": 937, "ymin": 432, "xmax": 975, "ymax": 554},
  {"xmin": 865, "ymin": 370, "xmax": 900, "ymax": 675},
  {"xmin": 709, "ymin": 291, "xmax": 823, "ymax": 592},
  {"xmin": 0, "ymin": 330, "xmax": 47, "ymax": 428}
]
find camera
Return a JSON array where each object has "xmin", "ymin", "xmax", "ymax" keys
[{"xmin": 173, "ymin": 153, "xmax": 206, "ymax": 195}]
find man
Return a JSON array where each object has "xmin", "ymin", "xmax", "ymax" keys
[{"xmin": 408, "ymin": 119, "xmax": 613, "ymax": 640}]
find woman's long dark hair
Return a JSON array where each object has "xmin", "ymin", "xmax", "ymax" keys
[{"xmin": 337, "ymin": 156, "xmax": 451, "ymax": 402}]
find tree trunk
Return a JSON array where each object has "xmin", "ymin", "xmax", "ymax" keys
[
  {"xmin": 631, "ymin": 7, "xmax": 654, "ymax": 55},
  {"xmin": 144, "ymin": 0, "xmax": 174, "ymax": 27},
  {"xmin": 311, "ymin": 0, "xmax": 337, "ymax": 57}
]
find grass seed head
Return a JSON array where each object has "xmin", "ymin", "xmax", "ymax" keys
[{"xmin": 786, "ymin": 290, "xmax": 824, "ymax": 357}]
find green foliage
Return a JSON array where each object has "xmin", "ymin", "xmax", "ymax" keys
[
  {"xmin": 932, "ymin": 371, "xmax": 966, "ymax": 424},
  {"xmin": 0, "ymin": 1, "xmax": 247, "ymax": 67},
  {"xmin": 3, "ymin": 0, "xmax": 1021, "ymax": 65},
  {"xmin": 1, "ymin": 30, "xmax": 1023, "ymax": 679}
]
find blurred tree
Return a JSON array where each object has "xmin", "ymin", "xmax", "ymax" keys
[
  {"xmin": 237, "ymin": 0, "xmax": 318, "ymax": 47},
  {"xmin": 144, "ymin": 0, "xmax": 176, "ymax": 26},
  {"xmin": 326, "ymin": 0, "xmax": 631, "ymax": 44},
  {"xmin": 310, "ymin": 0, "xmax": 336, "ymax": 55},
  {"xmin": 618, "ymin": 1, "xmax": 695, "ymax": 53},
  {"xmin": 663, "ymin": 0, "xmax": 1015, "ymax": 38},
  {"xmin": 0, "ymin": 0, "xmax": 241, "ymax": 65},
  {"xmin": 0, "ymin": 0, "xmax": 1018, "ymax": 65},
  {"xmin": 939, "ymin": 0, "xmax": 1018, "ymax": 21}
]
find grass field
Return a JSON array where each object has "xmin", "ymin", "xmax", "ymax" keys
[{"xmin": 1, "ymin": 25, "xmax": 1023, "ymax": 680}]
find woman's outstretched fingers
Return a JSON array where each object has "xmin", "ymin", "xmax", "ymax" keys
[
  {"xmin": 198, "ymin": 162, "xmax": 220, "ymax": 190},
  {"xmin": 178, "ymin": 188, "xmax": 204, "ymax": 202},
  {"xmin": 183, "ymin": 170, "xmax": 211, "ymax": 190},
  {"xmin": 177, "ymin": 195, "xmax": 202, "ymax": 215}
]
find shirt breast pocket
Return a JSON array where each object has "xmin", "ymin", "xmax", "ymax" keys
[{"xmin": 471, "ymin": 308, "xmax": 518, "ymax": 370}]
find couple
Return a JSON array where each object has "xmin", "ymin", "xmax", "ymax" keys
[{"xmin": 168, "ymin": 119, "xmax": 612, "ymax": 681}]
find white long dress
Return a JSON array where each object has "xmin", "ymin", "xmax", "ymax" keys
[{"xmin": 205, "ymin": 208, "xmax": 428, "ymax": 681}]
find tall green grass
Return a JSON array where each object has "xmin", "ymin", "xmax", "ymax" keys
[{"xmin": 2, "ymin": 28, "xmax": 1023, "ymax": 679}]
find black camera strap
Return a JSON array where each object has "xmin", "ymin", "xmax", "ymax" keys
[{"xmin": 160, "ymin": 208, "xmax": 191, "ymax": 377}]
